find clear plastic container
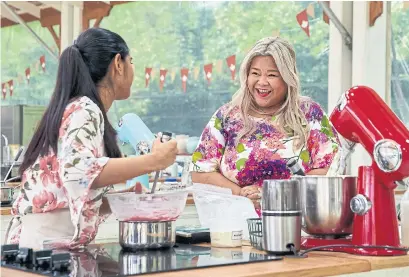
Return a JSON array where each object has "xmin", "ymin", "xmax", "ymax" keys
[
  {"xmin": 106, "ymin": 190, "xmax": 188, "ymax": 222},
  {"xmin": 210, "ymin": 230, "xmax": 242, "ymax": 248},
  {"xmin": 189, "ymin": 184, "xmax": 259, "ymax": 242}
]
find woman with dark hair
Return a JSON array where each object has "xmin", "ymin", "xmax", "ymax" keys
[{"xmin": 4, "ymin": 28, "xmax": 178, "ymax": 249}]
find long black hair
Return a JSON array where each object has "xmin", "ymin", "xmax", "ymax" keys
[{"xmin": 20, "ymin": 28, "xmax": 125, "ymax": 173}]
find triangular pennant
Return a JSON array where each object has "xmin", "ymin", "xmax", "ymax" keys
[
  {"xmin": 8, "ymin": 80, "xmax": 14, "ymax": 97},
  {"xmin": 306, "ymin": 3, "xmax": 315, "ymax": 18},
  {"xmin": 39, "ymin": 55, "xmax": 46, "ymax": 72},
  {"xmin": 180, "ymin": 68, "xmax": 189, "ymax": 93},
  {"xmin": 159, "ymin": 69, "xmax": 167, "ymax": 92},
  {"xmin": 25, "ymin": 68, "xmax": 31, "ymax": 84},
  {"xmin": 145, "ymin": 67, "xmax": 152, "ymax": 87},
  {"xmin": 226, "ymin": 55, "xmax": 236, "ymax": 80},
  {"xmin": 323, "ymin": 1, "xmax": 330, "ymax": 24},
  {"xmin": 204, "ymin": 63, "xmax": 213, "ymax": 85},
  {"xmin": 296, "ymin": 9, "xmax": 310, "ymax": 37},
  {"xmin": 2, "ymin": 83, "xmax": 6, "ymax": 99}
]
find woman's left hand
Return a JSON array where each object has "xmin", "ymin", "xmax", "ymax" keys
[
  {"xmin": 240, "ymin": 185, "xmax": 261, "ymax": 198},
  {"xmin": 240, "ymin": 185, "xmax": 262, "ymax": 209}
]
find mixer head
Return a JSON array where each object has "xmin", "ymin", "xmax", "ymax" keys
[
  {"xmin": 329, "ymin": 86, "xmax": 409, "ymax": 187},
  {"xmin": 116, "ymin": 113, "xmax": 156, "ymax": 156}
]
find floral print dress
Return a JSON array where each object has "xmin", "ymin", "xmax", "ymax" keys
[
  {"xmin": 6, "ymin": 96, "xmax": 111, "ymax": 249},
  {"xmin": 191, "ymin": 98, "xmax": 339, "ymax": 187}
]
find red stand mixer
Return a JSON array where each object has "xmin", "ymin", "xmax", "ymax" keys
[{"xmin": 301, "ymin": 86, "xmax": 409, "ymax": 256}]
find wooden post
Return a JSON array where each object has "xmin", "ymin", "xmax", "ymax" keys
[{"xmin": 369, "ymin": 1, "xmax": 383, "ymax": 27}]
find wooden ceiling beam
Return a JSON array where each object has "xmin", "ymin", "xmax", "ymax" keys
[
  {"xmin": 1, "ymin": 1, "xmax": 131, "ymax": 28},
  {"xmin": 1, "ymin": 13, "xmax": 38, "ymax": 27},
  {"xmin": 7, "ymin": 2, "xmax": 41, "ymax": 18},
  {"xmin": 39, "ymin": 7, "xmax": 60, "ymax": 27},
  {"xmin": 45, "ymin": 2, "xmax": 61, "ymax": 12},
  {"xmin": 83, "ymin": 1, "xmax": 111, "ymax": 19},
  {"xmin": 0, "ymin": 3, "xmax": 18, "ymax": 22}
]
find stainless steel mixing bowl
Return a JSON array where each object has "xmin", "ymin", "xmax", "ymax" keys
[{"xmin": 294, "ymin": 176, "xmax": 357, "ymax": 237}]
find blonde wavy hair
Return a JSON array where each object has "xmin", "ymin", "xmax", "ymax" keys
[{"xmin": 229, "ymin": 36, "xmax": 309, "ymax": 149}]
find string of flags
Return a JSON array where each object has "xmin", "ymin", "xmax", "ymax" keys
[
  {"xmin": 2, "ymin": 54, "xmax": 47, "ymax": 100},
  {"xmin": 144, "ymin": 2, "xmax": 330, "ymax": 93},
  {"xmin": 4, "ymin": 2, "xmax": 409, "ymax": 98}
]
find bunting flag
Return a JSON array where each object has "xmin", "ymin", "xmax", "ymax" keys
[
  {"xmin": 323, "ymin": 1, "xmax": 330, "ymax": 24},
  {"xmin": 40, "ymin": 55, "xmax": 46, "ymax": 72},
  {"xmin": 2, "ymin": 83, "xmax": 6, "ymax": 99},
  {"xmin": 1, "ymin": 5, "xmax": 335, "ymax": 96},
  {"xmin": 25, "ymin": 68, "xmax": 31, "ymax": 84},
  {"xmin": 296, "ymin": 9, "xmax": 310, "ymax": 37},
  {"xmin": 8, "ymin": 80, "xmax": 14, "ymax": 97},
  {"xmin": 145, "ymin": 67, "xmax": 152, "ymax": 87},
  {"xmin": 159, "ymin": 69, "xmax": 167, "ymax": 91},
  {"xmin": 226, "ymin": 55, "xmax": 236, "ymax": 80},
  {"xmin": 181, "ymin": 68, "xmax": 189, "ymax": 93},
  {"xmin": 306, "ymin": 3, "xmax": 315, "ymax": 18},
  {"xmin": 204, "ymin": 63, "xmax": 213, "ymax": 85}
]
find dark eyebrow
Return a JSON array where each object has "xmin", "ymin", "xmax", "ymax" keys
[{"xmin": 250, "ymin": 67, "xmax": 279, "ymax": 72}]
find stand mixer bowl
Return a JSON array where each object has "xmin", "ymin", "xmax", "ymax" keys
[{"xmin": 294, "ymin": 176, "xmax": 357, "ymax": 237}]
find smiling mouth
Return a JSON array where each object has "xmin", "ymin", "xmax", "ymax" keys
[{"xmin": 256, "ymin": 88, "xmax": 271, "ymax": 98}]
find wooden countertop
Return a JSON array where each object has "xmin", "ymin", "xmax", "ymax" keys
[{"xmin": 1, "ymin": 245, "xmax": 408, "ymax": 277}]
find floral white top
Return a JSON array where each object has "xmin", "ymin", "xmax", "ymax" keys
[
  {"xmin": 191, "ymin": 97, "xmax": 340, "ymax": 187},
  {"xmin": 7, "ymin": 96, "xmax": 111, "ymax": 249}
]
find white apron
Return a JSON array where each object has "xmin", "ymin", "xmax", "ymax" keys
[{"xmin": 5, "ymin": 209, "xmax": 75, "ymax": 250}]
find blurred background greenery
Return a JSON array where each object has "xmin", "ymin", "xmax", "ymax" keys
[{"xmin": 1, "ymin": 1, "xmax": 408, "ymax": 137}]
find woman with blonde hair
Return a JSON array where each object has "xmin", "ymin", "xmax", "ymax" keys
[{"xmin": 191, "ymin": 37, "xmax": 339, "ymax": 209}]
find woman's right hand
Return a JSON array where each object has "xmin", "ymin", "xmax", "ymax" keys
[{"xmin": 151, "ymin": 137, "xmax": 178, "ymax": 170}]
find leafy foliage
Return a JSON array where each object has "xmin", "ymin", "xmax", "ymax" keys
[{"xmin": 1, "ymin": 1, "xmax": 409, "ymax": 138}]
